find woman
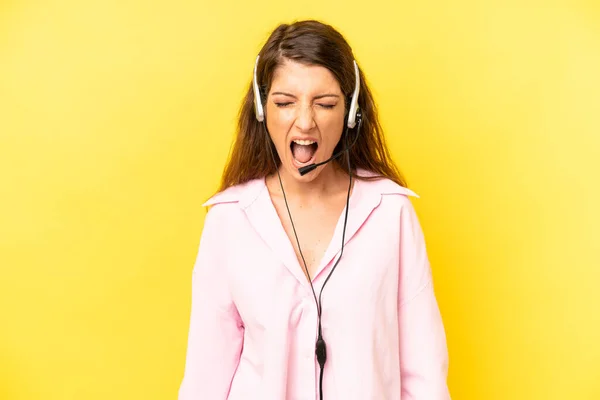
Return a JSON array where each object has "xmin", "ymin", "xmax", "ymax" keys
[{"xmin": 179, "ymin": 20, "xmax": 450, "ymax": 400}]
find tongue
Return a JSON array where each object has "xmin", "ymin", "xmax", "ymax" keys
[{"xmin": 292, "ymin": 143, "xmax": 314, "ymax": 163}]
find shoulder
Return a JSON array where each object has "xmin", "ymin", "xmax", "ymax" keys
[
  {"xmin": 196, "ymin": 180, "xmax": 262, "ymax": 243},
  {"xmin": 202, "ymin": 178, "xmax": 265, "ymax": 209},
  {"xmin": 354, "ymin": 169, "xmax": 423, "ymax": 230},
  {"xmin": 356, "ymin": 172, "xmax": 427, "ymax": 241},
  {"xmin": 199, "ymin": 178, "xmax": 265, "ymax": 228},
  {"xmin": 355, "ymin": 169, "xmax": 419, "ymax": 203}
]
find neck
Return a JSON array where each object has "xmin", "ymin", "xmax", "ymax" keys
[{"xmin": 268, "ymin": 163, "xmax": 349, "ymax": 204}]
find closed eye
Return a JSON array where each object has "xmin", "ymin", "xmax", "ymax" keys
[{"xmin": 274, "ymin": 102, "xmax": 336, "ymax": 109}]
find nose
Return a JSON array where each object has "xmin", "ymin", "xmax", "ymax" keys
[{"xmin": 294, "ymin": 105, "xmax": 316, "ymax": 132}]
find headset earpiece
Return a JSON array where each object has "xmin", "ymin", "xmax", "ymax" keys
[
  {"xmin": 346, "ymin": 60, "xmax": 360, "ymax": 129},
  {"xmin": 253, "ymin": 55, "xmax": 265, "ymax": 122}
]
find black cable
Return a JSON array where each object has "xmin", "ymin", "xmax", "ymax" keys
[
  {"xmin": 262, "ymin": 115, "xmax": 361, "ymax": 400},
  {"xmin": 264, "ymin": 122, "xmax": 321, "ymax": 312}
]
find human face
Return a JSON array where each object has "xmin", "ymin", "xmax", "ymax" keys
[{"xmin": 265, "ymin": 59, "xmax": 345, "ymax": 182}]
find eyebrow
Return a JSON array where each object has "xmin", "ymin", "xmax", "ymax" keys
[{"xmin": 271, "ymin": 91, "xmax": 340, "ymax": 100}]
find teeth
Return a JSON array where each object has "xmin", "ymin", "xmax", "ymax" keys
[{"xmin": 293, "ymin": 139, "xmax": 316, "ymax": 146}]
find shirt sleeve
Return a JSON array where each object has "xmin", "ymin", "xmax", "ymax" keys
[
  {"xmin": 397, "ymin": 198, "xmax": 451, "ymax": 399},
  {"xmin": 178, "ymin": 206, "xmax": 245, "ymax": 400}
]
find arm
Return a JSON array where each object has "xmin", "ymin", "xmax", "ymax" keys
[
  {"xmin": 178, "ymin": 207, "xmax": 244, "ymax": 400},
  {"xmin": 398, "ymin": 199, "xmax": 451, "ymax": 399}
]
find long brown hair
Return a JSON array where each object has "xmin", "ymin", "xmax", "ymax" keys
[{"xmin": 217, "ymin": 19, "xmax": 407, "ymax": 193}]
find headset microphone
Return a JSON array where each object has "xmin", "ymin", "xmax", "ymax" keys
[{"xmin": 298, "ymin": 111, "xmax": 362, "ymax": 176}]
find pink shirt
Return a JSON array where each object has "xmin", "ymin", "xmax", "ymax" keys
[{"xmin": 178, "ymin": 170, "xmax": 451, "ymax": 400}]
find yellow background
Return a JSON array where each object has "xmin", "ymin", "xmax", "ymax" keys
[{"xmin": 1, "ymin": 0, "xmax": 599, "ymax": 399}]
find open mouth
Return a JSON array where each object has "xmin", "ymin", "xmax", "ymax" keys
[{"xmin": 290, "ymin": 139, "xmax": 318, "ymax": 166}]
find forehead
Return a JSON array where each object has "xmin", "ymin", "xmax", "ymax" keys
[{"xmin": 270, "ymin": 60, "xmax": 342, "ymax": 94}]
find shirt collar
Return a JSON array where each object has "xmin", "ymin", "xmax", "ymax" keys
[
  {"xmin": 202, "ymin": 168, "xmax": 419, "ymax": 288},
  {"xmin": 202, "ymin": 168, "xmax": 419, "ymax": 209}
]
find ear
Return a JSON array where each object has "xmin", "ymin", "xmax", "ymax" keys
[
  {"xmin": 260, "ymin": 86, "xmax": 269, "ymax": 104},
  {"xmin": 259, "ymin": 86, "xmax": 269, "ymax": 121},
  {"xmin": 345, "ymin": 95, "xmax": 352, "ymax": 112},
  {"xmin": 343, "ymin": 94, "xmax": 352, "ymax": 123}
]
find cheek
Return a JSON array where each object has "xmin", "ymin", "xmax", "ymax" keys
[
  {"xmin": 319, "ymin": 115, "xmax": 345, "ymax": 146},
  {"xmin": 266, "ymin": 107, "xmax": 293, "ymax": 131},
  {"xmin": 266, "ymin": 109, "xmax": 294, "ymax": 151}
]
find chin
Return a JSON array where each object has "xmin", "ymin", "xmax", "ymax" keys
[
  {"xmin": 284, "ymin": 161, "xmax": 321, "ymax": 182},
  {"xmin": 287, "ymin": 154, "xmax": 343, "ymax": 184}
]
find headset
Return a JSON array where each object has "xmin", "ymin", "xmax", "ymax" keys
[
  {"xmin": 253, "ymin": 56, "xmax": 362, "ymax": 174},
  {"xmin": 253, "ymin": 54, "xmax": 363, "ymax": 400}
]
